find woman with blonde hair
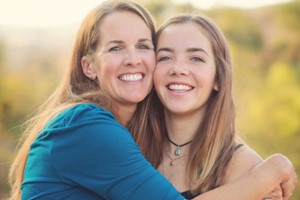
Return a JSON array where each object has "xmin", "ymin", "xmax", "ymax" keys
[{"xmin": 9, "ymin": 1, "xmax": 296, "ymax": 199}]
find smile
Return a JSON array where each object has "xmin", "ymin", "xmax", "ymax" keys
[
  {"xmin": 119, "ymin": 73, "xmax": 143, "ymax": 81},
  {"xmin": 167, "ymin": 84, "xmax": 193, "ymax": 92}
]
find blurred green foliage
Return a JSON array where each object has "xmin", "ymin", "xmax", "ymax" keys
[{"xmin": 0, "ymin": 0, "xmax": 299, "ymax": 199}]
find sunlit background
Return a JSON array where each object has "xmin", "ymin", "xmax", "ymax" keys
[
  {"xmin": 0, "ymin": 0, "xmax": 299, "ymax": 199},
  {"xmin": 0, "ymin": 0, "xmax": 294, "ymax": 27}
]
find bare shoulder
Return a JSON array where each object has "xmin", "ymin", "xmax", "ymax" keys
[{"xmin": 223, "ymin": 144, "xmax": 262, "ymax": 184}]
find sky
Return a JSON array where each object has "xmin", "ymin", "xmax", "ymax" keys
[{"xmin": 0, "ymin": 0, "xmax": 293, "ymax": 28}]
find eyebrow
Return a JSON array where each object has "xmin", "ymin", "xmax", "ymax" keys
[
  {"xmin": 105, "ymin": 38, "xmax": 152, "ymax": 46},
  {"xmin": 138, "ymin": 38, "xmax": 152, "ymax": 43},
  {"xmin": 157, "ymin": 47, "xmax": 209, "ymax": 56},
  {"xmin": 156, "ymin": 47, "xmax": 174, "ymax": 53},
  {"xmin": 105, "ymin": 40, "xmax": 123, "ymax": 46},
  {"xmin": 186, "ymin": 47, "xmax": 209, "ymax": 56}
]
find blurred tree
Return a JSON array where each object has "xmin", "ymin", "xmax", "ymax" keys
[
  {"xmin": 209, "ymin": 8, "xmax": 263, "ymax": 51},
  {"xmin": 265, "ymin": 1, "xmax": 300, "ymax": 67}
]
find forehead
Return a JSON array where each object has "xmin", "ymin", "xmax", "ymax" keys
[
  {"xmin": 100, "ymin": 11, "xmax": 152, "ymax": 42},
  {"xmin": 157, "ymin": 23, "xmax": 212, "ymax": 51}
]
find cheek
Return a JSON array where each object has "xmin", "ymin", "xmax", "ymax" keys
[
  {"xmin": 97, "ymin": 55, "xmax": 121, "ymax": 77},
  {"xmin": 94, "ymin": 59, "xmax": 119, "ymax": 91},
  {"xmin": 195, "ymin": 69, "xmax": 216, "ymax": 88},
  {"xmin": 142, "ymin": 52, "xmax": 156, "ymax": 72},
  {"xmin": 153, "ymin": 67, "xmax": 165, "ymax": 89}
]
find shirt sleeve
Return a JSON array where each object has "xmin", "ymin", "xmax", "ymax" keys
[{"xmin": 50, "ymin": 104, "xmax": 183, "ymax": 200}]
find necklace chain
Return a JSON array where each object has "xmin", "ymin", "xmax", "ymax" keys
[
  {"xmin": 162, "ymin": 142, "xmax": 188, "ymax": 181},
  {"xmin": 166, "ymin": 135, "xmax": 192, "ymax": 156},
  {"xmin": 162, "ymin": 159, "xmax": 186, "ymax": 181},
  {"xmin": 164, "ymin": 145, "xmax": 188, "ymax": 166}
]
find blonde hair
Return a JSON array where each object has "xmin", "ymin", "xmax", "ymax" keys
[
  {"xmin": 128, "ymin": 89, "xmax": 164, "ymax": 167},
  {"xmin": 8, "ymin": 1, "xmax": 155, "ymax": 199},
  {"xmin": 151, "ymin": 14, "xmax": 236, "ymax": 194}
]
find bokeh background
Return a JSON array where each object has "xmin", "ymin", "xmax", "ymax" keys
[{"xmin": 0, "ymin": 0, "xmax": 299, "ymax": 199}]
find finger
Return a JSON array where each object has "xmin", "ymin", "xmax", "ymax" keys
[
  {"xmin": 281, "ymin": 169, "xmax": 297, "ymax": 198},
  {"xmin": 282, "ymin": 192, "xmax": 292, "ymax": 200},
  {"xmin": 266, "ymin": 186, "xmax": 282, "ymax": 200}
]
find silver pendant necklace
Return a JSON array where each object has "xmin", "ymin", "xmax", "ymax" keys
[
  {"xmin": 164, "ymin": 145, "xmax": 189, "ymax": 166},
  {"xmin": 166, "ymin": 135, "xmax": 192, "ymax": 157}
]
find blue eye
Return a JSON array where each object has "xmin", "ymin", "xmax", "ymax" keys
[
  {"xmin": 191, "ymin": 56, "xmax": 205, "ymax": 62},
  {"xmin": 109, "ymin": 46, "xmax": 122, "ymax": 52},
  {"xmin": 137, "ymin": 44, "xmax": 151, "ymax": 50},
  {"xmin": 157, "ymin": 56, "xmax": 171, "ymax": 62}
]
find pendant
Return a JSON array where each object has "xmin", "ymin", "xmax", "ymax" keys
[
  {"xmin": 170, "ymin": 160, "xmax": 175, "ymax": 166},
  {"xmin": 174, "ymin": 146, "xmax": 181, "ymax": 156}
]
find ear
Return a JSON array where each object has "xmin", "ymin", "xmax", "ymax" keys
[{"xmin": 81, "ymin": 56, "xmax": 97, "ymax": 80}]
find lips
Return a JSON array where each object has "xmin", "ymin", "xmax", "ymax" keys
[
  {"xmin": 167, "ymin": 83, "xmax": 193, "ymax": 92},
  {"xmin": 119, "ymin": 73, "xmax": 144, "ymax": 81}
]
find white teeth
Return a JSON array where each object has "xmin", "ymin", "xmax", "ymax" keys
[
  {"xmin": 120, "ymin": 74, "xmax": 143, "ymax": 81},
  {"xmin": 168, "ymin": 84, "xmax": 192, "ymax": 91}
]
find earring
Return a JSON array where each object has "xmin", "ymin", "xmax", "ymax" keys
[
  {"xmin": 214, "ymin": 83, "xmax": 219, "ymax": 91},
  {"xmin": 90, "ymin": 75, "xmax": 96, "ymax": 81}
]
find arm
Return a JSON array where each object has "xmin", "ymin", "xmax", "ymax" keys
[
  {"xmin": 223, "ymin": 145, "xmax": 282, "ymax": 200},
  {"xmin": 53, "ymin": 104, "xmax": 184, "ymax": 200},
  {"xmin": 192, "ymin": 154, "xmax": 297, "ymax": 200},
  {"xmin": 223, "ymin": 145, "xmax": 262, "ymax": 184}
]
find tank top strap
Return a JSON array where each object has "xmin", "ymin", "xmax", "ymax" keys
[{"xmin": 234, "ymin": 143, "xmax": 244, "ymax": 151}]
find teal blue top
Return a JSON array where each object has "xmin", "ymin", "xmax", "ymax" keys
[{"xmin": 22, "ymin": 104, "xmax": 183, "ymax": 200}]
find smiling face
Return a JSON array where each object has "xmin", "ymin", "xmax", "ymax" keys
[
  {"xmin": 83, "ymin": 11, "xmax": 155, "ymax": 111},
  {"xmin": 154, "ymin": 22, "xmax": 218, "ymax": 117}
]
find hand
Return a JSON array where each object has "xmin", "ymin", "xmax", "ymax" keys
[
  {"xmin": 275, "ymin": 154, "xmax": 298, "ymax": 200},
  {"xmin": 262, "ymin": 186, "xmax": 282, "ymax": 200},
  {"xmin": 281, "ymin": 166, "xmax": 297, "ymax": 200}
]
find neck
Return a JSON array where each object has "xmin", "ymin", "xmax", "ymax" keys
[
  {"xmin": 164, "ymin": 109, "xmax": 205, "ymax": 145},
  {"xmin": 113, "ymin": 103, "xmax": 137, "ymax": 127}
]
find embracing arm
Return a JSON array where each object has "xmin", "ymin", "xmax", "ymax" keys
[
  {"xmin": 192, "ymin": 154, "xmax": 297, "ymax": 200},
  {"xmin": 222, "ymin": 145, "xmax": 282, "ymax": 199},
  {"xmin": 52, "ymin": 105, "xmax": 296, "ymax": 200},
  {"xmin": 53, "ymin": 104, "xmax": 184, "ymax": 200}
]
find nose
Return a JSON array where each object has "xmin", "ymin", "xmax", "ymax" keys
[
  {"xmin": 169, "ymin": 58, "xmax": 189, "ymax": 76},
  {"xmin": 123, "ymin": 48, "xmax": 141, "ymax": 66}
]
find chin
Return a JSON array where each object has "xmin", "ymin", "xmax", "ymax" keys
[
  {"xmin": 126, "ymin": 96, "xmax": 147, "ymax": 104},
  {"xmin": 130, "ymin": 91, "xmax": 150, "ymax": 101},
  {"xmin": 167, "ymin": 107, "xmax": 191, "ymax": 114}
]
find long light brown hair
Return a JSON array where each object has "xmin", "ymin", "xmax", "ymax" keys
[
  {"xmin": 8, "ymin": 1, "xmax": 156, "ymax": 199},
  {"xmin": 150, "ymin": 14, "xmax": 236, "ymax": 194}
]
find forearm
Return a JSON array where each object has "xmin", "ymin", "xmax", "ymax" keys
[{"xmin": 193, "ymin": 154, "xmax": 292, "ymax": 200}]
